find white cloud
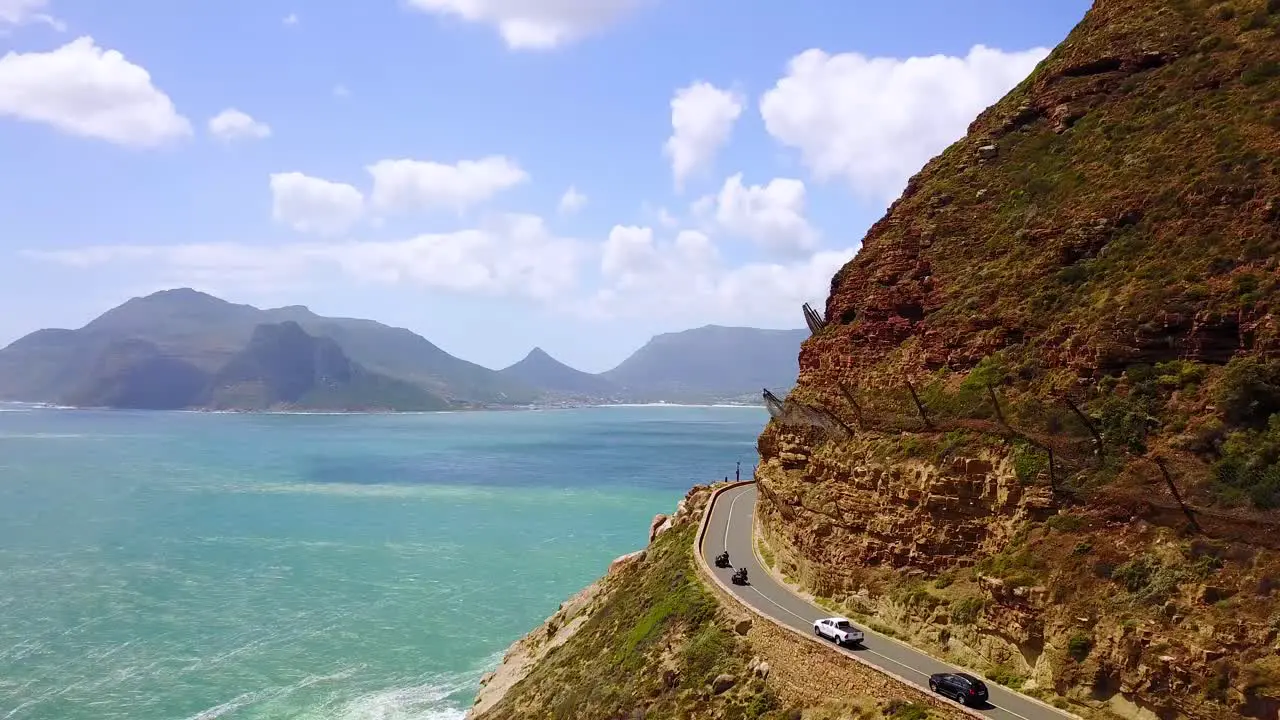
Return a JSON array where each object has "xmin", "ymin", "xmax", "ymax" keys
[
  {"xmin": 25, "ymin": 214, "xmax": 585, "ymax": 301},
  {"xmin": 664, "ymin": 81, "xmax": 743, "ymax": 191},
  {"xmin": 208, "ymin": 108, "xmax": 271, "ymax": 142},
  {"xmin": 332, "ymin": 84, "xmax": 350, "ymax": 99},
  {"xmin": 283, "ymin": 13, "xmax": 298, "ymax": 26},
  {"xmin": 590, "ymin": 223, "xmax": 851, "ymax": 325},
  {"xmin": 405, "ymin": 0, "xmax": 640, "ymax": 50},
  {"xmin": 269, "ymin": 172, "xmax": 365, "ymax": 236},
  {"xmin": 367, "ymin": 156, "xmax": 528, "ymax": 214},
  {"xmin": 0, "ymin": 36, "xmax": 191, "ymax": 147},
  {"xmin": 708, "ymin": 173, "xmax": 816, "ymax": 256},
  {"xmin": 558, "ymin": 186, "xmax": 587, "ymax": 215},
  {"xmin": 760, "ymin": 44, "xmax": 1049, "ymax": 203},
  {"xmin": 0, "ymin": 0, "xmax": 64, "ymax": 30}
]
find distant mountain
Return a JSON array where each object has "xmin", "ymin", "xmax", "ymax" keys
[
  {"xmin": 499, "ymin": 347, "xmax": 620, "ymax": 399},
  {"xmin": 0, "ymin": 289, "xmax": 537, "ymax": 407},
  {"xmin": 57, "ymin": 321, "xmax": 446, "ymax": 411},
  {"xmin": 601, "ymin": 325, "xmax": 807, "ymax": 402},
  {"xmin": 61, "ymin": 338, "xmax": 210, "ymax": 410},
  {"xmin": 0, "ymin": 289, "xmax": 806, "ymax": 409},
  {"xmin": 206, "ymin": 322, "xmax": 446, "ymax": 411}
]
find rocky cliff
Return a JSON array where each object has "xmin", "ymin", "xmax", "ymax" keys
[{"xmin": 756, "ymin": 0, "xmax": 1280, "ymax": 718}]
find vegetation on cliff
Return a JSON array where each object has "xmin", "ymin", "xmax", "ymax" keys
[
  {"xmin": 474, "ymin": 521, "xmax": 789, "ymax": 720},
  {"xmin": 471, "ymin": 487, "xmax": 949, "ymax": 720},
  {"xmin": 756, "ymin": 0, "xmax": 1280, "ymax": 717}
]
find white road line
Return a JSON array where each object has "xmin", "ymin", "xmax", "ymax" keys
[
  {"xmin": 723, "ymin": 486, "xmax": 744, "ymax": 552},
  {"xmin": 719, "ymin": 485, "xmax": 1042, "ymax": 720}
]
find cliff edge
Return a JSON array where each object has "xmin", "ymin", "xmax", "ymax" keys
[{"xmin": 757, "ymin": 0, "xmax": 1280, "ymax": 718}]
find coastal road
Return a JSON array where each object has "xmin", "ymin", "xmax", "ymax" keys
[{"xmin": 702, "ymin": 483, "xmax": 1074, "ymax": 720}]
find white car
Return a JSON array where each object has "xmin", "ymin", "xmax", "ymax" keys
[{"xmin": 814, "ymin": 617, "xmax": 864, "ymax": 646}]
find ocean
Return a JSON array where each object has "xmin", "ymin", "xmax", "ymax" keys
[{"xmin": 0, "ymin": 404, "xmax": 767, "ymax": 720}]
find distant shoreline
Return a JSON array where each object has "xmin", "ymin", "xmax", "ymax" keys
[{"xmin": 0, "ymin": 400, "xmax": 768, "ymax": 415}]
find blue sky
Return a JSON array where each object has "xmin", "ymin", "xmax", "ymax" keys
[{"xmin": 0, "ymin": 0, "xmax": 1090, "ymax": 372}]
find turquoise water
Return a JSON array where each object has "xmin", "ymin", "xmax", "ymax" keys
[{"xmin": 0, "ymin": 404, "xmax": 766, "ymax": 720}]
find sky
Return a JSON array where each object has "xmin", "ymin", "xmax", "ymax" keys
[{"xmin": 0, "ymin": 0, "xmax": 1092, "ymax": 373}]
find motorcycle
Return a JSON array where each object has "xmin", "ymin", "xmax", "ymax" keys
[
  {"xmin": 714, "ymin": 551, "xmax": 730, "ymax": 568},
  {"xmin": 732, "ymin": 567, "xmax": 749, "ymax": 586}
]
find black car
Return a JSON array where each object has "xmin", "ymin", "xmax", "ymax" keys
[{"xmin": 928, "ymin": 672, "xmax": 989, "ymax": 707}]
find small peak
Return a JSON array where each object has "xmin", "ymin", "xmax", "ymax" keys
[
  {"xmin": 528, "ymin": 346, "xmax": 552, "ymax": 358},
  {"xmin": 145, "ymin": 288, "xmax": 220, "ymax": 301}
]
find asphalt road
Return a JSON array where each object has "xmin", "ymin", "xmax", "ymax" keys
[{"xmin": 701, "ymin": 483, "xmax": 1074, "ymax": 720}]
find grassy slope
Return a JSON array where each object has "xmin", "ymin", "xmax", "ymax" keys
[
  {"xmin": 477, "ymin": 523, "xmax": 943, "ymax": 720},
  {"xmin": 478, "ymin": 525, "xmax": 783, "ymax": 720}
]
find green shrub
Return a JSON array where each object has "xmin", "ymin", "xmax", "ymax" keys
[
  {"xmin": 1047, "ymin": 514, "xmax": 1086, "ymax": 532},
  {"xmin": 1112, "ymin": 555, "xmax": 1160, "ymax": 593},
  {"xmin": 1242, "ymin": 10, "xmax": 1271, "ymax": 30},
  {"xmin": 1068, "ymin": 633, "xmax": 1093, "ymax": 662},
  {"xmin": 1012, "ymin": 440, "xmax": 1048, "ymax": 485},
  {"xmin": 987, "ymin": 664, "xmax": 1027, "ymax": 689},
  {"xmin": 951, "ymin": 597, "xmax": 985, "ymax": 625},
  {"xmin": 744, "ymin": 688, "xmax": 780, "ymax": 719},
  {"xmin": 1213, "ymin": 414, "xmax": 1280, "ymax": 508},
  {"xmin": 883, "ymin": 700, "xmax": 930, "ymax": 720},
  {"xmin": 680, "ymin": 625, "xmax": 731, "ymax": 687},
  {"xmin": 1215, "ymin": 358, "xmax": 1280, "ymax": 428}
]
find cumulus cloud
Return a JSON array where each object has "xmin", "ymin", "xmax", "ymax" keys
[
  {"xmin": 26, "ymin": 215, "xmax": 585, "ymax": 301},
  {"xmin": 405, "ymin": 0, "xmax": 640, "ymax": 50},
  {"xmin": 664, "ymin": 81, "xmax": 743, "ymax": 191},
  {"xmin": 208, "ymin": 108, "xmax": 271, "ymax": 142},
  {"xmin": 367, "ymin": 156, "xmax": 528, "ymax": 214},
  {"xmin": 590, "ymin": 223, "xmax": 851, "ymax": 326},
  {"xmin": 0, "ymin": 0, "xmax": 64, "ymax": 30},
  {"xmin": 708, "ymin": 173, "xmax": 816, "ymax": 256},
  {"xmin": 558, "ymin": 186, "xmax": 587, "ymax": 215},
  {"xmin": 760, "ymin": 44, "xmax": 1049, "ymax": 203},
  {"xmin": 269, "ymin": 172, "xmax": 365, "ymax": 236},
  {"xmin": 0, "ymin": 36, "xmax": 191, "ymax": 147}
]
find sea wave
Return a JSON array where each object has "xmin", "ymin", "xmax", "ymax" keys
[
  {"xmin": 328, "ymin": 679, "xmax": 471, "ymax": 720},
  {"xmin": 176, "ymin": 665, "xmax": 478, "ymax": 720}
]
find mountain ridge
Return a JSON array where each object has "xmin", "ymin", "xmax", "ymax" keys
[{"xmin": 0, "ymin": 289, "xmax": 808, "ymax": 409}]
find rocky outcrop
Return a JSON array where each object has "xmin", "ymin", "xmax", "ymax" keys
[{"xmin": 759, "ymin": 432, "xmax": 1056, "ymax": 582}]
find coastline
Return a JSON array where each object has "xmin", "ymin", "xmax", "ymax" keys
[{"xmin": 1, "ymin": 400, "xmax": 769, "ymax": 415}]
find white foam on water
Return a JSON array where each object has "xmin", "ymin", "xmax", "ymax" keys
[{"xmin": 332, "ymin": 682, "xmax": 469, "ymax": 720}]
